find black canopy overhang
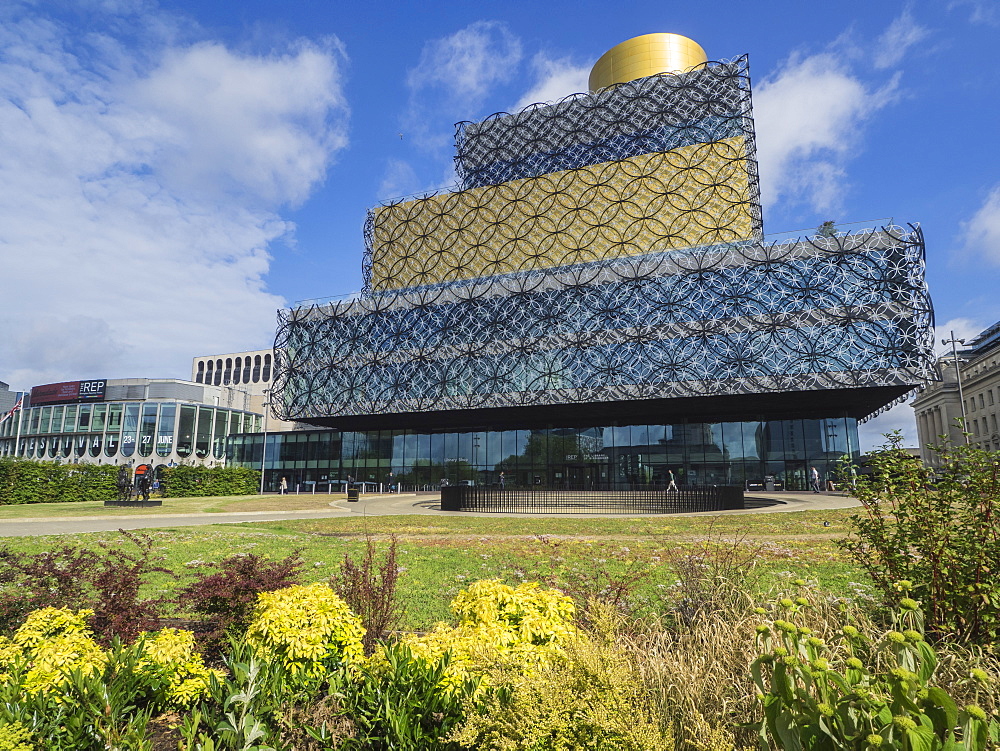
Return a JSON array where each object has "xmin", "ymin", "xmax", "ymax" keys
[{"xmin": 294, "ymin": 384, "xmax": 912, "ymax": 432}]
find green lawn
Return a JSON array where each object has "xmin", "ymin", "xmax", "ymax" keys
[
  {"xmin": 0, "ymin": 506, "xmax": 871, "ymax": 630},
  {"xmin": 0, "ymin": 492, "xmax": 355, "ymax": 518}
]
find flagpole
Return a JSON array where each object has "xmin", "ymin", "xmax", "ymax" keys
[{"xmin": 13, "ymin": 396, "xmax": 23, "ymax": 458}]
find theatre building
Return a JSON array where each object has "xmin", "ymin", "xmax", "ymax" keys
[
  {"xmin": 0, "ymin": 377, "xmax": 261, "ymax": 470},
  {"xmin": 227, "ymin": 33, "xmax": 935, "ymax": 494}
]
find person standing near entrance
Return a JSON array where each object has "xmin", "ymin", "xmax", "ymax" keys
[
  {"xmin": 810, "ymin": 466, "xmax": 822, "ymax": 493},
  {"xmin": 666, "ymin": 469, "xmax": 678, "ymax": 492},
  {"xmin": 279, "ymin": 476, "xmax": 288, "ymax": 495},
  {"xmin": 499, "ymin": 471, "xmax": 505, "ymax": 489}
]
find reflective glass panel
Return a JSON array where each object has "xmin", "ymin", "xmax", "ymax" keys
[
  {"xmin": 213, "ymin": 409, "xmax": 227, "ymax": 458},
  {"xmin": 63, "ymin": 405, "xmax": 78, "ymax": 433},
  {"xmin": 91, "ymin": 405, "xmax": 107, "ymax": 433},
  {"xmin": 195, "ymin": 407, "xmax": 213, "ymax": 458},
  {"xmin": 157, "ymin": 404, "xmax": 176, "ymax": 457},
  {"xmin": 50, "ymin": 406, "xmax": 64, "ymax": 434},
  {"xmin": 138, "ymin": 404, "xmax": 157, "ymax": 457},
  {"xmin": 120, "ymin": 404, "xmax": 139, "ymax": 457},
  {"xmin": 176, "ymin": 406, "xmax": 196, "ymax": 457}
]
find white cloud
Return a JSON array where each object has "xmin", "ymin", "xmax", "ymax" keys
[
  {"xmin": 513, "ymin": 53, "xmax": 590, "ymax": 111},
  {"xmin": 754, "ymin": 52, "xmax": 898, "ymax": 212},
  {"xmin": 949, "ymin": 0, "xmax": 1000, "ymax": 26},
  {"xmin": 962, "ymin": 185, "xmax": 1000, "ymax": 265},
  {"xmin": 0, "ymin": 7, "xmax": 349, "ymax": 390},
  {"xmin": 407, "ymin": 21, "xmax": 521, "ymax": 107},
  {"xmin": 134, "ymin": 40, "xmax": 348, "ymax": 207},
  {"xmin": 404, "ymin": 21, "xmax": 522, "ymax": 154},
  {"xmin": 934, "ymin": 317, "xmax": 985, "ymax": 357},
  {"xmin": 874, "ymin": 8, "xmax": 929, "ymax": 69},
  {"xmin": 859, "ymin": 402, "xmax": 918, "ymax": 451},
  {"xmin": 377, "ymin": 158, "xmax": 421, "ymax": 201}
]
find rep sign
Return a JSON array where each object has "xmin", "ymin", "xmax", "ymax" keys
[{"xmin": 29, "ymin": 379, "xmax": 107, "ymax": 406}]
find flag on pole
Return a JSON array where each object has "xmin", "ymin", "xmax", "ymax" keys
[{"xmin": 0, "ymin": 397, "xmax": 23, "ymax": 426}]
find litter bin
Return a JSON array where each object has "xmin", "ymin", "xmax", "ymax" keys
[
  {"xmin": 347, "ymin": 488, "xmax": 359, "ymax": 502},
  {"xmin": 764, "ymin": 475, "xmax": 776, "ymax": 492}
]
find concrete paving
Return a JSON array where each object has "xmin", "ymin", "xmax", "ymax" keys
[{"xmin": 0, "ymin": 490, "xmax": 859, "ymax": 538}]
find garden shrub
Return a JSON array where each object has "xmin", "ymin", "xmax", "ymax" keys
[
  {"xmin": 0, "ymin": 722, "xmax": 31, "ymax": 751},
  {"xmin": 450, "ymin": 578, "xmax": 576, "ymax": 644},
  {"xmin": 347, "ymin": 643, "xmax": 478, "ymax": 750},
  {"xmin": 330, "ymin": 534, "xmax": 405, "ymax": 655},
  {"xmin": 2, "ymin": 608, "xmax": 106, "ymax": 695},
  {"xmin": 161, "ymin": 464, "xmax": 259, "ymax": 497},
  {"xmin": 840, "ymin": 434, "xmax": 1000, "ymax": 644},
  {"xmin": 0, "ymin": 531, "xmax": 170, "ymax": 644},
  {"xmin": 751, "ymin": 583, "xmax": 998, "ymax": 751},
  {"xmin": 134, "ymin": 627, "xmax": 225, "ymax": 707},
  {"xmin": 0, "ymin": 609, "xmax": 220, "ymax": 749},
  {"xmin": 244, "ymin": 583, "xmax": 365, "ymax": 680},
  {"xmin": 177, "ymin": 550, "xmax": 303, "ymax": 654},
  {"xmin": 452, "ymin": 610, "xmax": 672, "ymax": 750},
  {"xmin": 385, "ymin": 579, "xmax": 577, "ymax": 694},
  {"xmin": 0, "ymin": 459, "xmax": 116, "ymax": 505}
]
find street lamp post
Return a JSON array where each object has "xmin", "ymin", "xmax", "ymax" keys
[
  {"xmin": 941, "ymin": 331, "xmax": 969, "ymax": 444},
  {"xmin": 259, "ymin": 388, "xmax": 270, "ymax": 495}
]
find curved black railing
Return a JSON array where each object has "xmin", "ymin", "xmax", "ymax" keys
[{"xmin": 440, "ymin": 485, "xmax": 744, "ymax": 514}]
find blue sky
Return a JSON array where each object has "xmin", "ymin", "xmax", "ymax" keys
[{"xmin": 1, "ymin": 0, "xmax": 998, "ymax": 450}]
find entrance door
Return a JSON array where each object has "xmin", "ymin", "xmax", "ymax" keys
[{"xmin": 563, "ymin": 464, "xmax": 598, "ymax": 489}]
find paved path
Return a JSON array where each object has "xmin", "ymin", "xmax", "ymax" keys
[{"xmin": 0, "ymin": 491, "xmax": 859, "ymax": 537}]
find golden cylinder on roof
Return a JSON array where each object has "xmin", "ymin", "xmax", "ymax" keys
[{"xmin": 589, "ymin": 33, "xmax": 707, "ymax": 92}]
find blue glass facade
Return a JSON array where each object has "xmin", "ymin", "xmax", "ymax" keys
[{"xmin": 228, "ymin": 417, "xmax": 857, "ymax": 493}]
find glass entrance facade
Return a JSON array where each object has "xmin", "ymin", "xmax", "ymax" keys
[{"xmin": 228, "ymin": 416, "xmax": 857, "ymax": 492}]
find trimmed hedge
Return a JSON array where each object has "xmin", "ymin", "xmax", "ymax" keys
[
  {"xmin": 161, "ymin": 465, "xmax": 259, "ymax": 497},
  {"xmin": 0, "ymin": 459, "xmax": 117, "ymax": 505}
]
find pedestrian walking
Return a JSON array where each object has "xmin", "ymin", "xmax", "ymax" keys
[
  {"xmin": 499, "ymin": 471, "xmax": 505, "ymax": 489},
  {"xmin": 279, "ymin": 476, "xmax": 288, "ymax": 495},
  {"xmin": 810, "ymin": 466, "xmax": 822, "ymax": 493},
  {"xmin": 666, "ymin": 469, "xmax": 678, "ymax": 492}
]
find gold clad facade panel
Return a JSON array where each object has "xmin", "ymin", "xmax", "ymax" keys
[{"xmin": 368, "ymin": 137, "xmax": 754, "ymax": 291}]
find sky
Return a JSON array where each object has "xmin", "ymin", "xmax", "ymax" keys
[{"xmin": 1, "ymin": 0, "xmax": 998, "ymax": 451}]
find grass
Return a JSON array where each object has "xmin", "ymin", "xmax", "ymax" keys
[
  {"xmin": 0, "ymin": 492, "xmax": 356, "ymax": 518},
  {"xmin": 0, "ymin": 504, "xmax": 871, "ymax": 630}
]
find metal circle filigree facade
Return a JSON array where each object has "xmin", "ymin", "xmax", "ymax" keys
[{"xmin": 273, "ymin": 56, "xmax": 934, "ymax": 425}]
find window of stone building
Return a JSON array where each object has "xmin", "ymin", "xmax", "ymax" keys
[
  {"xmin": 980, "ymin": 394, "xmax": 986, "ymax": 409},
  {"xmin": 224, "ymin": 358, "xmax": 232, "ymax": 385},
  {"xmin": 234, "ymin": 357, "xmax": 242, "ymax": 384},
  {"xmin": 991, "ymin": 390, "xmax": 996, "ymax": 405},
  {"xmin": 973, "ymin": 419, "xmax": 980, "ymax": 436},
  {"xmin": 196, "ymin": 361, "xmax": 205, "ymax": 383},
  {"xmin": 992, "ymin": 414, "xmax": 998, "ymax": 434},
  {"xmin": 263, "ymin": 353, "xmax": 271, "ymax": 382}
]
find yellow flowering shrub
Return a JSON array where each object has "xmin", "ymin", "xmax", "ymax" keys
[
  {"xmin": 7, "ymin": 608, "xmax": 107, "ymax": 695},
  {"xmin": 451, "ymin": 580, "xmax": 576, "ymax": 645},
  {"xmin": 0, "ymin": 637, "xmax": 21, "ymax": 680},
  {"xmin": 135, "ymin": 628, "xmax": 225, "ymax": 706},
  {"xmin": 0, "ymin": 722, "xmax": 32, "ymax": 751},
  {"xmin": 12, "ymin": 607, "xmax": 93, "ymax": 650},
  {"xmin": 381, "ymin": 579, "xmax": 577, "ymax": 693},
  {"xmin": 451, "ymin": 628, "xmax": 672, "ymax": 750},
  {"xmin": 244, "ymin": 583, "xmax": 365, "ymax": 676}
]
